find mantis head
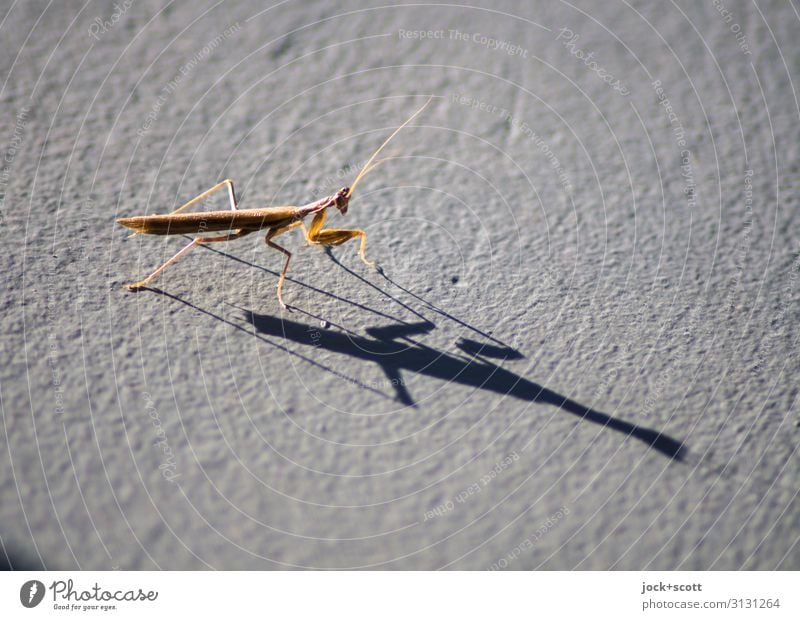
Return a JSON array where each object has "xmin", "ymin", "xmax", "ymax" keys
[{"xmin": 333, "ymin": 187, "xmax": 350, "ymax": 215}]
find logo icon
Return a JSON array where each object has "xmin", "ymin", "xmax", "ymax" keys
[{"xmin": 20, "ymin": 580, "xmax": 45, "ymax": 608}]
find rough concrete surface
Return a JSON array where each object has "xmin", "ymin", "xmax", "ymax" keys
[{"xmin": 0, "ymin": 0, "xmax": 798, "ymax": 570}]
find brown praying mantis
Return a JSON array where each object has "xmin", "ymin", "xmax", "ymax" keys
[{"xmin": 117, "ymin": 98, "xmax": 431, "ymax": 309}]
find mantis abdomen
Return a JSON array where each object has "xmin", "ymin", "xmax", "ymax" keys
[{"xmin": 117, "ymin": 207, "xmax": 299, "ymax": 235}]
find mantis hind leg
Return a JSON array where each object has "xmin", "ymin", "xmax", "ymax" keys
[
  {"xmin": 126, "ymin": 229, "xmax": 252, "ymax": 290},
  {"xmin": 265, "ymin": 222, "xmax": 303, "ymax": 310},
  {"xmin": 170, "ymin": 178, "xmax": 239, "ymax": 214}
]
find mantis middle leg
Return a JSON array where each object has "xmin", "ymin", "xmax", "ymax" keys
[{"xmin": 265, "ymin": 221, "xmax": 304, "ymax": 309}]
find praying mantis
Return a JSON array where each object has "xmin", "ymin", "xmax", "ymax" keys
[{"xmin": 117, "ymin": 99, "xmax": 431, "ymax": 309}]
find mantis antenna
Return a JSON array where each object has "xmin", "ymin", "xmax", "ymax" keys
[{"xmin": 346, "ymin": 96, "xmax": 433, "ymax": 198}]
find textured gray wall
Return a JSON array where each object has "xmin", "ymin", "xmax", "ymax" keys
[{"xmin": 0, "ymin": 0, "xmax": 798, "ymax": 569}]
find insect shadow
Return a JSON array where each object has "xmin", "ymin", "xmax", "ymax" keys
[
  {"xmin": 149, "ymin": 243, "xmax": 686, "ymax": 461},
  {"xmin": 243, "ymin": 310, "xmax": 687, "ymax": 461}
]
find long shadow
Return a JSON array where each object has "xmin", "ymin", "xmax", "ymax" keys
[{"xmin": 245, "ymin": 311, "xmax": 687, "ymax": 461}]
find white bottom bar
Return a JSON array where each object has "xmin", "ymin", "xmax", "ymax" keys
[{"xmin": 2, "ymin": 571, "xmax": 797, "ymax": 619}]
